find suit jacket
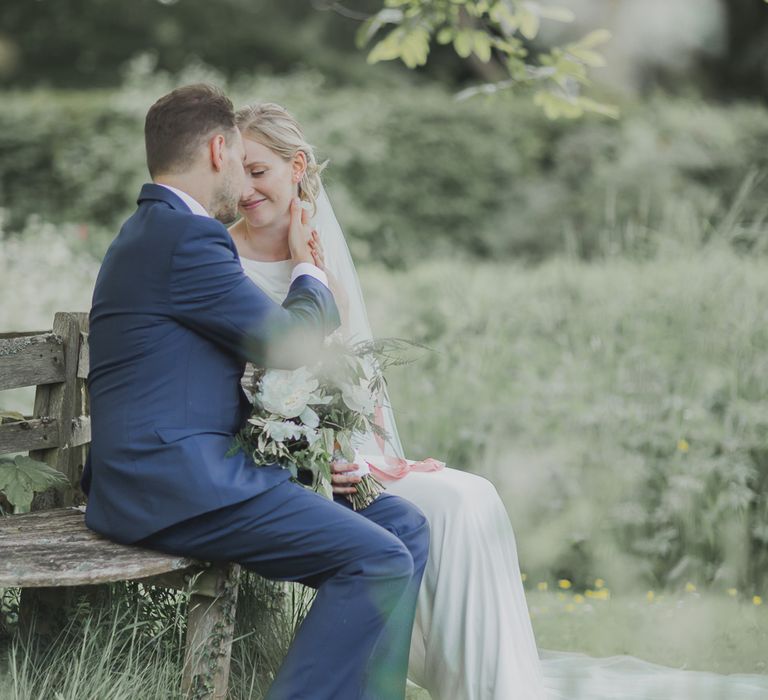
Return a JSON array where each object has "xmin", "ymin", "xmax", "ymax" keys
[{"xmin": 82, "ymin": 184, "xmax": 340, "ymax": 544}]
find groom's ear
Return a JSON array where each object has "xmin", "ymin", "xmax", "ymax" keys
[{"xmin": 209, "ymin": 133, "xmax": 227, "ymax": 173}]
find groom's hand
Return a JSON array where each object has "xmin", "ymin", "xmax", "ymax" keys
[
  {"xmin": 288, "ymin": 198, "xmax": 316, "ymax": 266},
  {"xmin": 331, "ymin": 461, "xmax": 361, "ymax": 495}
]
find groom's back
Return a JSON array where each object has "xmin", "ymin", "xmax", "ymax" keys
[
  {"xmin": 84, "ymin": 186, "xmax": 290, "ymax": 544},
  {"xmin": 89, "ymin": 190, "xmax": 246, "ymax": 436}
]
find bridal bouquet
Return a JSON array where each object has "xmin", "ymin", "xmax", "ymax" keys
[{"xmin": 233, "ymin": 339, "xmax": 412, "ymax": 510}]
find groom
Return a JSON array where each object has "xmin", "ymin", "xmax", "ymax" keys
[{"xmin": 82, "ymin": 84, "xmax": 428, "ymax": 700}]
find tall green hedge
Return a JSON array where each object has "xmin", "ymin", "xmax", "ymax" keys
[{"xmin": 1, "ymin": 75, "xmax": 767, "ymax": 265}]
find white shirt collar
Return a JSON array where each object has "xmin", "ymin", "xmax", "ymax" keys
[{"xmin": 156, "ymin": 184, "xmax": 210, "ymax": 218}]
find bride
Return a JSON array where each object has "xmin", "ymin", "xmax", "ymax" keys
[
  {"xmin": 229, "ymin": 102, "xmax": 546, "ymax": 700},
  {"xmin": 228, "ymin": 102, "xmax": 768, "ymax": 700}
]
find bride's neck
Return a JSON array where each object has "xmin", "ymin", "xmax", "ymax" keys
[{"xmin": 231, "ymin": 217, "xmax": 291, "ymax": 262}]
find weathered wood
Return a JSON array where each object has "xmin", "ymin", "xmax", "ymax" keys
[
  {"xmin": 148, "ymin": 567, "xmax": 226, "ymax": 599},
  {"xmin": 69, "ymin": 415, "xmax": 91, "ymax": 448},
  {"xmin": 0, "ymin": 333, "xmax": 64, "ymax": 391},
  {"xmin": 5, "ymin": 312, "xmax": 239, "ymax": 700},
  {"xmin": 0, "ymin": 330, "xmax": 48, "ymax": 340},
  {"xmin": 30, "ymin": 313, "xmax": 89, "ymax": 502},
  {"xmin": 0, "ymin": 416, "xmax": 60, "ymax": 455},
  {"xmin": 182, "ymin": 564, "xmax": 241, "ymax": 700},
  {"xmin": 77, "ymin": 331, "xmax": 89, "ymax": 380},
  {"xmin": 0, "ymin": 509, "xmax": 198, "ymax": 588},
  {"xmin": 0, "ymin": 415, "xmax": 89, "ymax": 456}
]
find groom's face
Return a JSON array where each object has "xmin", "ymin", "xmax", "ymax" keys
[{"xmin": 210, "ymin": 129, "xmax": 249, "ymax": 224}]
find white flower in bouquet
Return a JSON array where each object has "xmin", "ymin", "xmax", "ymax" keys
[
  {"xmin": 258, "ymin": 367, "xmax": 320, "ymax": 418},
  {"xmin": 237, "ymin": 338, "xmax": 423, "ymax": 511},
  {"xmin": 341, "ymin": 380, "xmax": 377, "ymax": 416},
  {"xmin": 263, "ymin": 419, "xmax": 304, "ymax": 443}
]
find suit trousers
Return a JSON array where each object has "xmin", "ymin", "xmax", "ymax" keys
[{"xmin": 139, "ymin": 479, "xmax": 430, "ymax": 700}]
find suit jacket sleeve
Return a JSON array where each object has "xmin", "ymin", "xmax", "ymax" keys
[{"xmin": 169, "ymin": 218, "xmax": 340, "ymax": 368}]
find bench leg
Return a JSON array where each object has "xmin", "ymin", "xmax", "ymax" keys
[{"xmin": 182, "ymin": 564, "xmax": 240, "ymax": 700}]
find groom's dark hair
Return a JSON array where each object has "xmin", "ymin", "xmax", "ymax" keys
[{"xmin": 144, "ymin": 83, "xmax": 236, "ymax": 178}]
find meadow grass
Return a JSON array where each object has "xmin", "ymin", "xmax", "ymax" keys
[
  {"xmin": 528, "ymin": 589, "xmax": 767, "ymax": 675},
  {"xmin": 2, "ymin": 233, "xmax": 768, "ymax": 697},
  {"xmin": 363, "ymin": 245, "xmax": 768, "ymax": 592}
]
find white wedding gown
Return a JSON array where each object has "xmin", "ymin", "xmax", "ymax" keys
[{"xmin": 240, "ymin": 257, "xmax": 768, "ymax": 700}]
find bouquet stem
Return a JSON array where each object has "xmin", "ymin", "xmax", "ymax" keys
[{"xmin": 348, "ymin": 473, "xmax": 386, "ymax": 511}]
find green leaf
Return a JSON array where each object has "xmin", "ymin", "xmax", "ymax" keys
[
  {"xmin": 533, "ymin": 90, "xmax": 581, "ymax": 120},
  {"xmin": 367, "ymin": 27, "xmax": 407, "ymax": 64},
  {"xmin": 321, "ymin": 428, "xmax": 335, "ymax": 455},
  {"xmin": 367, "ymin": 25, "xmax": 430, "ymax": 68},
  {"xmin": 454, "ymin": 29, "xmax": 474, "ymax": 58},
  {"xmin": 436, "ymin": 27, "xmax": 454, "ymax": 45},
  {"xmin": 577, "ymin": 96, "xmax": 621, "ymax": 119},
  {"xmin": 568, "ymin": 47, "xmax": 607, "ymax": 68},
  {"xmin": 400, "ymin": 27, "xmax": 430, "ymax": 68},
  {"xmin": 489, "ymin": 2, "xmax": 517, "ymax": 28},
  {"xmin": 0, "ymin": 456, "xmax": 68, "ymax": 513},
  {"xmin": 337, "ymin": 432, "xmax": 355, "ymax": 463},
  {"xmin": 355, "ymin": 9, "xmax": 404, "ymax": 49},
  {"xmin": 576, "ymin": 29, "xmax": 612, "ymax": 49},
  {"xmin": 473, "ymin": 32, "xmax": 492, "ymax": 62},
  {"xmin": 518, "ymin": 7, "xmax": 540, "ymax": 39}
]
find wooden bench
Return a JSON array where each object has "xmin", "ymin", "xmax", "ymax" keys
[{"xmin": 0, "ymin": 312, "xmax": 240, "ymax": 699}]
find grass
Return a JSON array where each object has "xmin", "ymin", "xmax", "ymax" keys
[
  {"xmin": 2, "ymin": 231, "xmax": 768, "ymax": 696},
  {"xmin": 528, "ymin": 589, "xmax": 768, "ymax": 675},
  {"xmin": 363, "ymin": 247, "xmax": 768, "ymax": 593},
  {"xmin": 4, "ymin": 588, "xmax": 763, "ymax": 699}
]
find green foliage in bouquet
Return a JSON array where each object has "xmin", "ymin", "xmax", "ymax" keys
[{"xmin": 232, "ymin": 339, "xmax": 419, "ymax": 510}]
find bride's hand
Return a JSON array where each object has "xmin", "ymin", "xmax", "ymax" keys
[
  {"xmin": 310, "ymin": 230, "xmax": 325, "ymax": 270},
  {"xmin": 331, "ymin": 461, "xmax": 360, "ymax": 495},
  {"xmin": 288, "ymin": 198, "xmax": 315, "ymax": 266}
]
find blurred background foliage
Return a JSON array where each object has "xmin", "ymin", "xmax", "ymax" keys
[{"xmin": 1, "ymin": 0, "xmax": 768, "ymax": 597}]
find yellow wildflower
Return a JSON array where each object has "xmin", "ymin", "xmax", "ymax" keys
[
  {"xmin": 754, "ymin": 596, "xmax": 763, "ymax": 606},
  {"xmin": 594, "ymin": 578, "xmax": 605, "ymax": 589},
  {"xmin": 677, "ymin": 439, "xmax": 690, "ymax": 453},
  {"xmin": 727, "ymin": 588, "xmax": 738, "ymax": 597},
  {"xmin": 558, "ymin": 579, "xmax": 572, "ymax": 590},
  {"xmin": 537, "ymin": 581, "xmax": 548, "ymax": 592},
  {"xmin": 685, "ymin": 582, "xmax": 697, "ymax": 593},
  {"xmin": 646, "ymin": 591, "xmax": 655, "ymax": 602},
  {"xmin": 574, "ymin": 594, "xmax": 585, "ymax": 604},
  {"xmin": 521, "ymin": 573, "xmax": 528, "ymax": 582}
]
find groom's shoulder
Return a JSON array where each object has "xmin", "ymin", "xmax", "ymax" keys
[{"xmin": 126, "ymin": 199, "xmax": 234, "ymax": 254}]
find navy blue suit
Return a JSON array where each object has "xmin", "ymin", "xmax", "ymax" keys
[{"xmin": 84, "ymin": 184, "xmax": 429, "ymax": 699}]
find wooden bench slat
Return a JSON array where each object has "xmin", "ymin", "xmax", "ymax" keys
[
  {"xmin": 0, "ymin": 509, "xmax": 199, "ymax": 588},
  {"xmin": 0, "ymin": 415, "xmax": 89, "ymax": 456},
  {"xmin": 0, "ymin": 417, "xmax": 60, "ymax": 455},
  {"xmin": 0, "ymin": 333, "xmax": 65, "ymax": 391},
  {"xmin": 70, "ymin": 415, "xmax": 90, "ymax": 448},
  {"xmin": 77, "ymin": 331, "xmax": 89, "ymax": 380}
]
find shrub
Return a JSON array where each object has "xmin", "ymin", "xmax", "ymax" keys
[{"xmin": 1, "ymin": 76, "xmax": 767, "ymax": 265}]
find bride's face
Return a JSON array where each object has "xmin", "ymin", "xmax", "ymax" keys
[{"xmin": 238, "ymin": 137, "xmax": 305, "ymax": 231}]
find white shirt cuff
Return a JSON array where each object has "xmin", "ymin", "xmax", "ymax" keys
[{"xmin": 291, "ymin": 262, "xmax": 329, "ymax": 289}]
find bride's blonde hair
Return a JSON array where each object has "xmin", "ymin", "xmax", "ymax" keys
[{"xmin": 235, "ymin": 102, "xmax": 327, "ymax": 216}]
